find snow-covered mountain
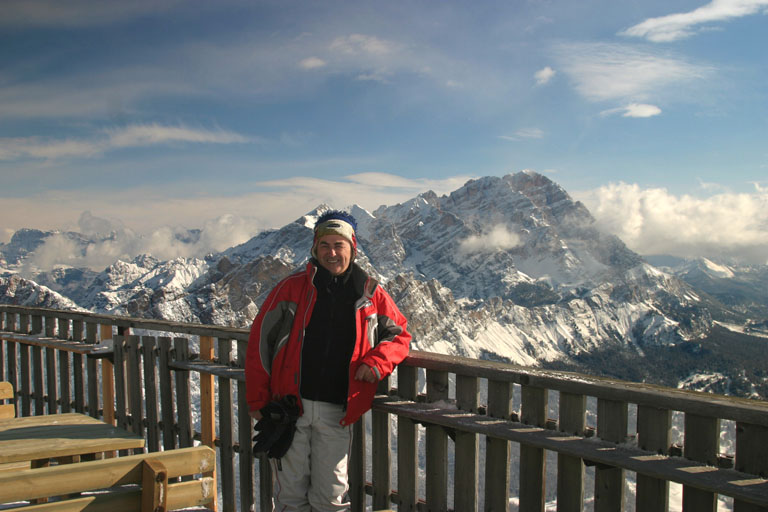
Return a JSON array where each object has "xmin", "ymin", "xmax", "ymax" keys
[
  {"xmin": 4, "ymin": 172, "xmax": 766, "ymax": 381},
  {"xmin": 646, "ymin": 255, "xmax": 768, "ymax": 328}
]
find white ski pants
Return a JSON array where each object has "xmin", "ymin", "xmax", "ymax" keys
[{"xmin": 271, "ymin": 398, "xmax": 353, "ymax": 512}]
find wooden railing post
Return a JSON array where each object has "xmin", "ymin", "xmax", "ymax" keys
[
  {"xmin": 199, "ymin": 335, "xmax": 218, "ymax": 512},
  {"xmin": 557, "ymin": 391, "xmax": 586, "ymax": 512},
  {"xmin": 373, "ymin": 376, "xmax": 392, "ymax": 511},
  {"xmin": 85, "ymin": 321, "xmax": 99, "ymax": 418},
  {"xmin": 157, "ymin": 336, "xmax": 177, "ymax": 452},
  {"xmin": 173, "ymin": 338, "xmax": 193, "ymax": 449},
  {"xmin": 425, "ymin": 369, "xmax": 449, "ymax": 511},
  {"xmin": 397, "ymin": 365, "xmax": 419, "ymax": 512},
  {"xmin": 520, "ymin": 385, "xmax": 548, "ymax": 512},
  {"xmin": 636, "ymin": 405, "xmax": 672, "ymax": 512},
  {"xmin": 113, "ymin": 334, "xmax": 129, "ymax": 435},
  {"xmin": 350, "ymin": 418, "xmax": 366, "ymax": 512},
  {"xmin": 734, "ymin": 422, "xmax": 768, "ymax": 512},
  {"xmin": 72, "ymin": 319, "xmax": 85, "ymax": 413},
  {"xmin": 595, "ymin": 398, "xmax": 628, "ymax": 512},
  {"xmin": 142, "ymin": 336, "xmax": 161, "ymax": 453},
  {"xmin": 486, "ymin": 379, "xmax": 513, "ymax": 512},
  {"xmin": 455, "ymin": 374, "xmax": 479, "ymax": 512},
  {"xmin": 683, "ymin": 413, "xmax": 719, "ymax": 511},
  {"xmin": 19, "ymin": 336, "xmax": 31, "ymax": 417},
  {"xmin": 236, "ymin": 338, "xmax": 255, "ymax": 512},
  {"xmin": 217, "ymin": 338, "xmax": 237, "ymax": 512},
  {"xmin": 99, "ymin": 324, "xmax": 115, "ymax": 425},
  {"xmin": 57, "ymin": 316, "xmax": 70, "ymax": 413}
]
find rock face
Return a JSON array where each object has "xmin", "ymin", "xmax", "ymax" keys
[{"xmin": 1, "ymin": 172, "xmax": 720, "ymax": 366}]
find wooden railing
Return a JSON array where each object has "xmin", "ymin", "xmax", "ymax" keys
[{"xmin": 2, "ymin": 305, "xmax": 768, "ymax": 511}]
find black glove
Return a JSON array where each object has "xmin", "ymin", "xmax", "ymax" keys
[{"xmin": 252, "ymin": 395, "xmax": 300, "ymax": 459}]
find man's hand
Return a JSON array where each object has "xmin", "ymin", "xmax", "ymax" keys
[
  {"xmin": 249, "ymin": 409, "xmax": 263, "ymax": 421},
  {"xmin": 354, "ymin": 363, "xmax": 377, "ymax": 383}
]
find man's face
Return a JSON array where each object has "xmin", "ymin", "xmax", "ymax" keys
[{"xmin": 316, "ymin": 234, "xmax": 353, "ymax": 275}]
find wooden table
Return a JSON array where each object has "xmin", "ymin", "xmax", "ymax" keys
[{"xmin": 0, "ymin": 412, "xmax": 145, "ymax": 466}]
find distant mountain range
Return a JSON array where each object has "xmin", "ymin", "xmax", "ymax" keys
[{"xmin": 3, "ymin": 172, "xmax": 767, "ymax": 397}]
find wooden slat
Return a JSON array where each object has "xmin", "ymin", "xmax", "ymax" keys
[
  {"xmin": 634, "ymin": 405, "xmax": 671, "ymax": 512},
  {"xmin": 198, "ymin": 335, "xmax": 217, "ymax": 512},
  {"xmin": 350, "ymin": 420, "xmax": 365, "ymax": 512},
  {"xmin": 425, "ymin": 369, "xmax": 449, "ymax": 511},
  {"xmin": 113, "ymin": 335, "xmax": 128, "ymax": 432},
  {"xmin": 520, "ymin": 385, "xmax": 548, "ymax": 512},
  {"xmin": 683, "ymin": 413, "xmax": 719, "ymax": 511},
  {"xmin": 455, "ymin": 374, "xmax": 479, "ymax": 512},
  {"xmin": 20, "ymin": 342, "xmax": 31, "ymax": 417},
  {"xmin": 173, "ymin": 338, "xmax": 193, "ymax": 449},
  {"xmin": 59, "ymin": 348, "xmax": 71, "ymax": 413},
  {"xmin": 5, "ymin": 342, "xmax": 18, "ymax": 417},
  {"xmin": 126, "ymin": 336, "xmax": 144, "ymax": 441},
  {"xmin": 0, "ymin": 445, "xmax": 215, "ymax": 503},
  {"xmin": 0, "ymin": 413, "xmax": 144, "ymax": 465},
  {"xmin": 735, "ymin": 423, "xmax": 768, "ymax": 512},
  {"xmin": 486, "ymin": 379, "xmax": 512, "ymax": 512},
  {"xmin": 142, "ymin": 336, "xmax": 160, "ymax": 453},
  {"xmin": 45, "ymin": 346, "xmax": 57, "ymax": 413},
  {"xmin": 371, "ymin": 376, "xmax": 392, "ymax": 511},
  {"xmin": 236, "ymin": 338, "xmax": 255, "ymax": 512},
  {"xmin": 3, "ymin": 478, "xmax": 215, "ymax": 512},
  {"xmin": 595, "ymin": 398, "xmax": 628, "ymax": 512},
  {"xmin": 32, "ymin": 345, "xmax": 44, "ymax": 415},
  {"xmin": 396, "ymin": 365, "xmax": 419, "ymax": 512},
  {"xmin": 158, "ymin": 337, "xmax": 177, "ymax": 451},
  {"xmin": 558, "ymin": 391, "xmax": 586, "ymax": 512},
  {"xmin": 99, "ymin": 324, "xmax": 115, "ymax": 426},
  {"xmin": 217, "ymin": 338, "xmax": 237, "ymax": 512},
  {"xmin": 72, "ymin": 352, "xmax": 84, "ymax": 413}
]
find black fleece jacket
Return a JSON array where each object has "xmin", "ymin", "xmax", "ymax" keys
[{"xmin": 299, "ymin": 261, "xmax": 359, "ymax": 405}]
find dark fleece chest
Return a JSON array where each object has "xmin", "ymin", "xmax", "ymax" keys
[{"xmin": 299, "ymin": 267, "xmax": 358, "ymax": 404}]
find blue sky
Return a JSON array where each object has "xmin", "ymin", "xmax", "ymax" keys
[{"xmin": 1, "ymin": 0, "xmax": 767, "ymax": 266}]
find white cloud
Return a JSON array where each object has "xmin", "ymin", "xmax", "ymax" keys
[
  {"xmin": 2, "ymin": 173, "xmax": 474, "ymax": 270},
  {"xmin": 621, "ymin": 0, "xmax": 768, "ymax": 42},
  {"xmin": 106, "ymin": 124, "xmax": 250, "ymax": 148},
  {"xmin": 554, "ymin": 42, "xmax": 712, "ymax": 103},
  {"xmin": 516, "ymin": 128, "xmax": 545, "ymax": 139},
  {"xmin": 498, "ymin": 128, "xmax": 544, "ymax": 142},
  {"xmin": 0, "ymin": 124, "xmax": 251, "ymax": 161},
  {"xmin": 299, "ymin": 57, "xmax": 327, "ymax": 70},
  {"xmin": 622, "ymin": 103, "xmax": 662, "ymax": 117},
  {"xmin": 330, "ymin": 34, "xmax": 398, "ymax": 56},
  {"xmin": 459, "ymin": 225, "xmax": 522, "ymax": 256},
  {"xmin": 24, "ymin": 212, "xmax": 262, "ymax": 271},
  {"xmin": 577, "ymin": 182, "xmax": 768, "ymax": 264},
  {"xmin": 534, "ymin": 66, "xmax": 556, "ymax": 85},
  {"xmin": 601, "ymin": 103, "xmax": 663, "ymax": 118}
]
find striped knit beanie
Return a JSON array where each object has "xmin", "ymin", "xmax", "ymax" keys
[{"xmin": 311, "ymin": 210, "xmax": 358, "ymax": 259}]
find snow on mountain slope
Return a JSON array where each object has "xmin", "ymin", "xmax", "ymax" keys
[{"xmin": 2, "ymin": 172, "xmax": 716, "ymax": 366}]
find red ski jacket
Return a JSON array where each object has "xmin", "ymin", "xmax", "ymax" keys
[{"xmin": 245, "ymin": 261, "xmax": 411, "ymax": 426}]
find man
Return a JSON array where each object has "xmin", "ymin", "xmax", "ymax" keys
[{"xmin": 246, "ymin": 210, "xmax": 411, "ymax": 511}]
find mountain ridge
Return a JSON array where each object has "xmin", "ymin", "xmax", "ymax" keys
[{"xmin": 2, "ymin": 172, "xmax": 765, "ymax": 382}]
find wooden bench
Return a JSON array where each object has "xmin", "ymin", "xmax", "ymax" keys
[
  {"xmin": 0, "ymin": 445, "xmax": 216, "ymax": 511},
  {"xmin": 0, "ymin": 381, "xmax": 14, "ymax": 419}
]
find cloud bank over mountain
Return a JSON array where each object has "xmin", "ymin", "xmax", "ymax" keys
[
  {"xmin": 578, "ymin": 181, "xmax": 768, "ymax": 264},
  {"xmin": 4, "ymin": 173, "xmax": 767, "ymax": 270}
]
